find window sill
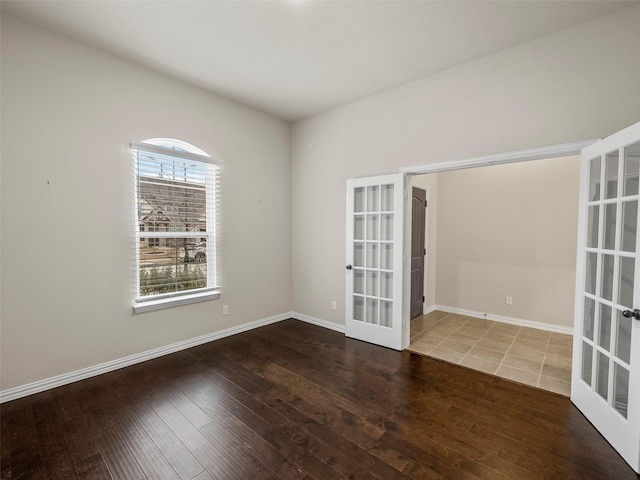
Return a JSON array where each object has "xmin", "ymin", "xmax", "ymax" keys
[{"xmin": 133, "ymin": 289, "xmax": 221, "ymax": 314}]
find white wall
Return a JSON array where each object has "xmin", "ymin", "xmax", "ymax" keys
[
  {"xmin": 434, "ymin": 157, "xmax": 580, "ymax": 328},
  {"xmin": 291, "ymin": 5, "xmax": 640, "ymax": 327},
  {"xmin": 0, "ymin": 15, "xmax": 292, "ymax": 391}
]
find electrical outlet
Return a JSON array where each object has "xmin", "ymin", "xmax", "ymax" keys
[
  {"xmin": 223, "ymin": 305, "xmax": 229, "ymax": 315},
  {"xmin": 505, "ymin": 296, "xmax": 513, "ymax": 306},
  {"xmin": 331, "ymin": 300, "xmax": 337, "ymax": 311}
]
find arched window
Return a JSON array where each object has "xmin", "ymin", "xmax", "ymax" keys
[{"xmin": 132, "ymin": 138, "xmax": 222, "ymax": 312}]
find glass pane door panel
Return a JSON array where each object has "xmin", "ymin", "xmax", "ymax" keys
[
  {"xmin": 366, "ymin": 271, "xmax": 379, "ymax": 296},
  {"xmin": 582, "ymin": 342, "xmax": 593, "ymax": 385},
  {"xmin": 589, "ymin": 157, "xmax": 602, "ymax": 201},
  {"xmin": 601, "ymin": 254, "xmax": 614, "ymax": 300},
  {"xmin": 367, "ymin": 214, "xmax": 379, "ymax": 240},
  {"xmin": 367, "ymin": 186, "xmax": 379, "ymax": 212},
  {"xmin": 381, "ymin": 244, "xmax": 393, "ymax": 270},
  {"xmin": 616, "ymin": 310, "xmax": 632, "ymax": 364},
  {"xmin": 381, "ymin": 184, "xmax": 394, "ymax": 211},
  {"xmin": 354, "ymin": 243, "xmax": 365, "ymax": 267},
  {"xmin": 586, "ymin": 252, "xmax": 597, "ymax": 295},
  {"xmin": 614, "ymin": 364, "xmax": 630, "ymax": 418},
  {"xmin": 354, "ymin": 297, "xmax": 364, "ymax": 321},
  {"xmin": 354, "ymin": 187, "xmax": 365, "ymax": 213},
  {"xmin": 381, "ymin": 214, "xmax": 394, "ymax": 241},
  {"xmin": 354, "ymin": 216, "xmax": 365, "ymax": 240},
  {"xmin": 380, "ymin": 301, "xmax": 392, "ymax": 327},
  {"xmin": 623, "ymin": 141, "xmax": 640, "ymax": 196},
  {"xmin": 596, "ymin": 351, "xmax": 610, "ymax": 400},
  {"xmin": 605, "ymin": 151, "xmax": 619, "ymax": 199},
  {"xmin": 380, "ymin": 272, "xmax": 393, "ymax": 299},
  {"xmin": 366, "ymin": 298, "xmax": 378, "ymax": 325},
  {"xmin": 618, "ymin": 257, "xmax": 635, "ymax": 307},
  {"xmin": 366, "ymin": 243, "xmax": 379, "ymax": 268},
  {"xmin": 599, "ymin": 304, "xmax": 612, "ymax": 351},
  {"xmin": 587, "ymin": 205, "xmax": 600, "ymax": 248},
  {"xmin": 584, "ymin": 297, "xmax": 595, "ymax": 340},
  {"xmin": 346, "ymin": 174, "xmax": 402, "ymax": 351},
  {"xmin": 354, "ymin": 270, "xmax": 364, "ymax": 295},
  {"xmin": 603, "ymin": 203, "xmax": 617, "ymax": 250},
  {"xmin": 621, "ymin": 200, "xmax": 637, "ymax": 252}
]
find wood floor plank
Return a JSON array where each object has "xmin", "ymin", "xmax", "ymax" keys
[
  {"xmin": 127, "ymin": 402, "xmax": 205, "ymax": 480},
  {"xmin": 112, "ymin": 412, "xmax": 181, "ymax": 480},
  {"xmin": 151, "ymin": 398, "xmax": 210, "ymax": 451},
  {"xmin": 93, "ymin": 426, "xmax": 146, "ymax": 480},
  {"xmin": 3, "ymin": 400, "xmax": 47, "ymax": 480},
  {"xmin": 1, "ymin": 319, "xmax": 638, "ymax": 480},
  {"xmin": 74, "ymin": 453, "xmax": 113, "ymax": 480}
]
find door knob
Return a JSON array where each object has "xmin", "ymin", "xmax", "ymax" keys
[
  {"xmin": 622, "ymin": 309, "xmax": 640, "ymax": 321},
  {"xmin": 346, "ymin": 265, "xmax": 353, "ymax": 270}
]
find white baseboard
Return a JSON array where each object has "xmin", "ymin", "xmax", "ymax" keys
[
  {"xmin": 0, "ymin": 312, "xmax": 291, "ymax": 404},
  {"xmin": 290, "ymin": 311, "xmax": 346, "ymax": 333},
  {"xmin": 423, "ymin": 304, "xmax": 437, "ymax": 315},
  {"xmin": 15, "ymin": 307, "xmax": 556, "ymax": 403},
  {"xmin": 434, "ymin": 305, "xmax": 574, "ymax": 335}
]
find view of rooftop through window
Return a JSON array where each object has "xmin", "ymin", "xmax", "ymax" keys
[{"xmin": 133, "ymin": 139, "xmax": 220, "ymax": 302}]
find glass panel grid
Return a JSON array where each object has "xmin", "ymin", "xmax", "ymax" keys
[
  {"xmin": 381, "ymin": 184, "xmax": 394, "ymax": 211},
  {"xmin": 605, "ymin": 150, "xmax": 619, "ymax": 199},
  {"xmin": 587, "ymin": 205, "xmax": 600, "ymax": 248},
  {"xmin": 583, "ymin": 296, "xmax": 595, "ymax": 340},
  {"xmin": 601, "ymin": 254, "xmax": 614, "ymax": 301},
  {"xmin": 351, "ymin": 181, "xmax": 396, "ymax": 328},
  {"xmin": 623, "ymin": 141, "xmax": 640, "ymax": 196},
  {"xmin": 366, "ymin": 271, "xmax": 379, "ymax": 296},
  {"xmin": 367, "ymin": 214, "xmax": 379, "ymax": 240},
  {"xmin": 589, "ymin": 157, "xmax": 602, "ymax": 201},
  {"xmin": 598, "ymin": 303, "xmax": 612, "ymax": 352},
  {"xmin": 595, "ymin": 350, "xmax": 610, "ymax": 401},
  {"xmin": 621, "ymin": 200, "xmax": 638, "ymax": 252},
  {"xmin": 353, "ymin": 296, "xmax": 364, "ymax": 322},
  {"xmin": 585, "ymin": 252, "xmax": 597, "ymax": 295},
  {"xmin": 380, "ymin": 301, "xmax": 393, "ymax": 327},
  {"xmin": 581, "ymin": 341, "xmax": 593, "ymax": 386},
  {"xmin": 613, "ymin": 362, "xmax": 630, "ymax": 418},
  {"xmin": 618, "ymin": 256, "xmax": 635, "ymax": 307},
  {"xmin": 354, "ymin": 187, "xmax": 365, "ymax": 213},
  {"xmin": 366, "ymin": 243, "xmax": 379, "ymax": 268},
  {"xmin": 603, "ymin": 203, "xmax": 617, "ymax": 250},
  {"xmin": 615, "ymin": 309, "xmax": 632, "ymax": 365},
  {"xmin": 579, "ymin": 143, "xmax": 639, "ymax": 423},
  {"xmin": 367, "ymin": 186, "xmax": 380, "ymax": 213},
  {"xmin": 366, "ymin": 298, "xmax": 379, "ymax": 325}
]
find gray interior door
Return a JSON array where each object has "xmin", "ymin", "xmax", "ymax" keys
[{"xmin": 410, "ymin": 187, "xmax": 426, "ymax": 319}]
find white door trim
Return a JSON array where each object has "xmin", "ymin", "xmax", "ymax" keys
[
  {"xmin": 400, "ymin": 138, "xmax": 598, "ymax": 349},
  {"xmin": 401, "ymin": 139, "xmax": 598, "ymax": 176}
]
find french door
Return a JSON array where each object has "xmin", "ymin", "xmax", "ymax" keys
[
  {"xmin": 345, "ymin": 174, "xmax": 404, "ymax": 350},
  {"xmin": 572, "ymin": 121, "xmax": 640, "ymax": 473}
]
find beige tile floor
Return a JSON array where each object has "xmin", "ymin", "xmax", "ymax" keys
[{"xmin": 409, "ymin": 310, "xmax": 573, "ymax": 396}]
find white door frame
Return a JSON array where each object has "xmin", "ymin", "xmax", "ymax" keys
[{"xmin": 399, "ymin": 139, "xmax": 598, "ymax": 349}]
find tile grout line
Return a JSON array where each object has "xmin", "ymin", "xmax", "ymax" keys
[
  {"xmin": 494, "ymin": 326, "xmax": 523, "ymax": 375},
  {"xmin": 458, "ymin": 319, "xmax": 497, "ymax": 367},
  {"xmin": 536, "ymin": 334, "xmax": 552, "ymax": 388},
  {"xmin": 428, "ymin": 313, "xmax": 459, "ymax": 353}
]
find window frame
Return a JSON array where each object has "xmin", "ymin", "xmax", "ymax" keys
[{"xmin": 131, "ymin": 139, "xmax": 222, "ymax": 313}]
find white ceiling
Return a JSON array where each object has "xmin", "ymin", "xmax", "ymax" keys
[{"xmin": 1, "ymin": 1, "xmax": 635, "ymax": 121}]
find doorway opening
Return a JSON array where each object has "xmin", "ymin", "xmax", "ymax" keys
[{"xmin": 401, "ymin": 140, "xmax": 597, "ymax": 394}]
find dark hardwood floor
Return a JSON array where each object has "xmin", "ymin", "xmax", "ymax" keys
[{"xmin": 1, "ymin": 319, "xmax": 637, "ymax": 480}]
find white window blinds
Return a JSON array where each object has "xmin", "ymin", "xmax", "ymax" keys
[{"xmin": 132, "ymin": 140, "xmax": 221, "ymax": 311}]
